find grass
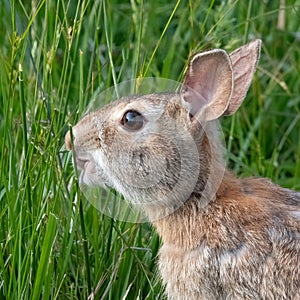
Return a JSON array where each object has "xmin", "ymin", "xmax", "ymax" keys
[{"xmin": 0, "ymin": 0, "xmax": 300, "ymax": 299}]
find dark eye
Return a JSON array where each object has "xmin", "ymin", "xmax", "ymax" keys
[{"xmin": 120, "ymin": 110, "xmax": 144, "ymax": 131}]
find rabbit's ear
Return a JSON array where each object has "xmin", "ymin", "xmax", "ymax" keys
[
  {"xmin": 181, "ymin": 49, "xmax": 233, "ymax": 121},
  {"xmin": 224, "ymin": 39, "xmax": 261, "ymax": 115}
]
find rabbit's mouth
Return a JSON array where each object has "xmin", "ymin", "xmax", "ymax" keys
[
  {"xmin": 75, "ymin": 157, "xmax": 87, "ymax": 170},
  {"xmin": 73, "ymin": 153, "xmax": 96, "ymax": 181},
  {"xmin": 78, "ymin": 159, "xmax": 98, "ymax": 186},
  {"xmin": 75, "ymin": 153, "xmax": 108, "ymax": 188},
  {"xmin": 76, "ymin": 157, "xmax": 92, "ymax": 171},
  {"xmin": 73, "ymin": 150, "xmax": 94, "ymax": 170}
]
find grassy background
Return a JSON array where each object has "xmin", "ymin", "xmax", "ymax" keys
[{"xmin": 1, "ymin": 0, "xmax": 300, "ymax": 299}]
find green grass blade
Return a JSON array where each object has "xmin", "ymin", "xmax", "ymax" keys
[{"xmin": 31, "ymin": 213, "xmax": 58, "ymax": 300}]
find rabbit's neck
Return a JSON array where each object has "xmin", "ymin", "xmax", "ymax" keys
[{"xmin": 151, "ymin": 172, "xmax": 241, "ymax": 250}]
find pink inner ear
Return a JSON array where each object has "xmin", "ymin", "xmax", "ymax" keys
[
  {"xmin": 181, "ymin": 49, "xmax": 233, "ymax": 120},
  {"xmin": 182, "ymin": 59, "xmax": 223, "ymax": 115}
]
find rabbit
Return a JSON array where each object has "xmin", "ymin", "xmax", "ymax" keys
[{"xmin": 65, "ymin": 39, "xmax": 300, "ymax": 300}]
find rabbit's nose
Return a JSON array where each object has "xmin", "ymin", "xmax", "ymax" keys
[{"xmin": 65, "ymin": 130, "xmax": 72, "ymax": 150}]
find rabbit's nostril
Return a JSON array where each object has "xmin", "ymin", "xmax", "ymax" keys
[{"xmin": 65, "ymin": 130, "xmax": 73, "ymax": 150}]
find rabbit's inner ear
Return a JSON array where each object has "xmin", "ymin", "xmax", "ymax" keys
[{"xmin": 180, "ymin": 49, "xmax": 233, "ymax": 121}]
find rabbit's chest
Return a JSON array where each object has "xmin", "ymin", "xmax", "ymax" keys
[
  {"xmin": 158, "ymin": 244, "xmax": 221, "ymax": 300},
  {"xmin": 158, "ymin": 244, "xmax": 261, "ymax": 300}
]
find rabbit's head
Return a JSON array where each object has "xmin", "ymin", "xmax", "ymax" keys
[{"xmin": 65, "ymin": 40, "xmax": 261, "ymax": 218}]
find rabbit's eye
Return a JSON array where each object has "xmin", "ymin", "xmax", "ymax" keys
[{"xmin": 120, "ymin": 110, "xmax": 144, "ymax": 131}]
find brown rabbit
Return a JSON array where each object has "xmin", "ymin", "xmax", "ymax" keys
[{"xmin": 65, "ymin": 40, "xmax": 300, "ymax": 299}]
